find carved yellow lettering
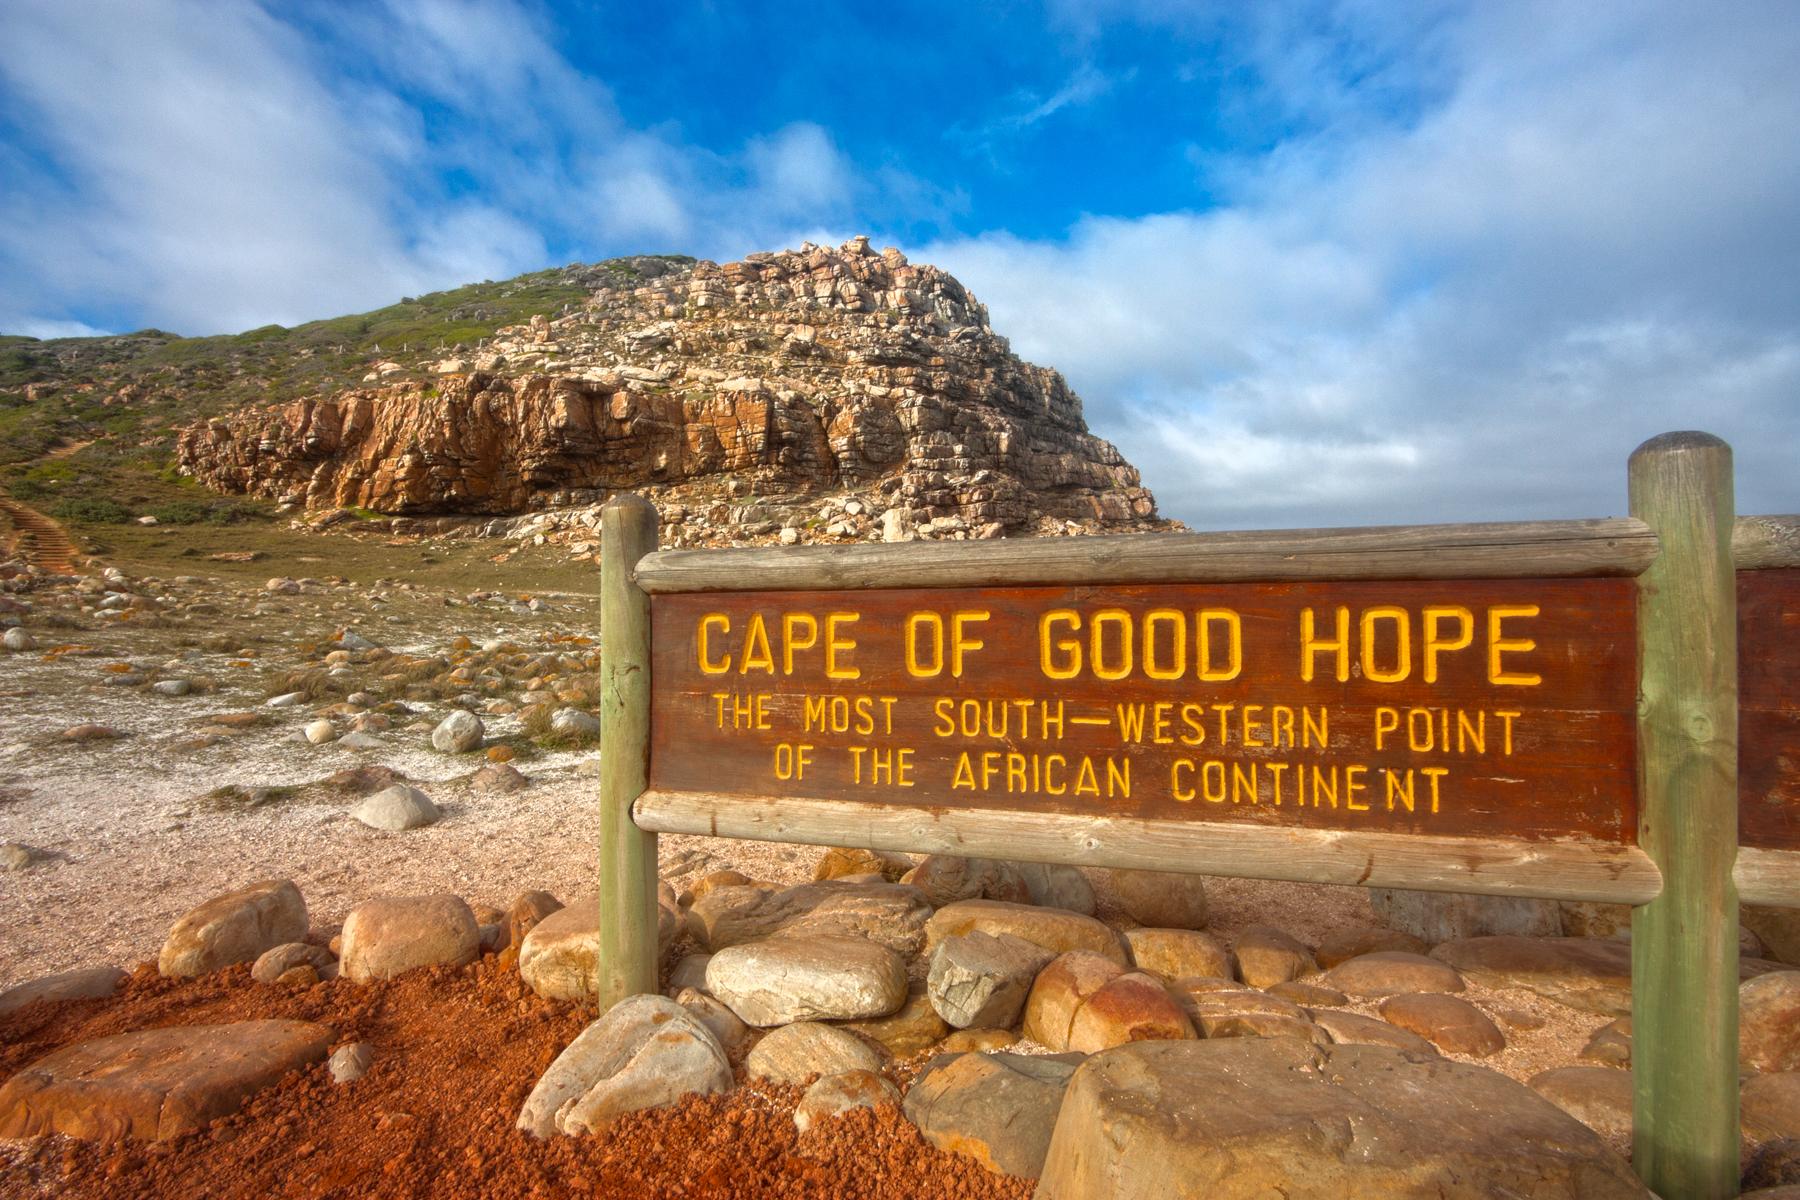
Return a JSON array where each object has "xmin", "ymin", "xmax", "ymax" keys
[
  {"xmin": 905, "ymin": 612, "xmax": 943, "ymax": 677},
  {"xmin": 1089, "ymin": 609, "xmax": 1133, "ymax": 681},
  {"xmin": 1041, "ymin": 610, "xmax": 1081, "ymax": 680},
  {"xmin": 951, "ymin": 611, "xmax": 990, "ymax": 677},
  {"xmin": 1143, "ymin": 609, "xmax": 1186, "ymax": 680},
  {"xmin": 1197, "ymin": 609, "xmax": 1242, "ymax": 681},
  {"xmin": 825, "ymin": 612, "xmax": 861, "ymax": 680},
  {"xmin": 1488, "ymin": 606, "xmax": 1541, "ymax": 685},
  {"xmin": 739, "ymin": 614, "xmax": 775, "ymax": 675},
  {"xmin": 1423, "ymin": 606, "xmax": 1474, "ymax": 682},
  {"xmin": 698, "ymin": 613, "xmax": 730, "ymax": 674},
  {"xmin": 1301, "ymin": 606, "xmax": 1350, "ymax": 682},
  {"xmin": 782, "ymin": 613, "xmax": 818, "ymax": 674},
  {"xmin": 1359, "ymin": 605, "xmax": 1411, "ymax": 683}
]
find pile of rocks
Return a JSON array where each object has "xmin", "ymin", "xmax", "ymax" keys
[{"xmin": 175, "ymin": 238, "xmax": 1173, "ymax": 550}]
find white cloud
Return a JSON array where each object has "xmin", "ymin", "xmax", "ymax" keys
[{"xmin": 926, "ymin": 1, "xmax": 1800, "ymax": 528}]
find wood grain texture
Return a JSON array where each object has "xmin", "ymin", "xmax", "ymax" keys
[
  {"xmin": 649, "ymin": 578, "xmax": 1639, "ymax": 846},
  {"xmin": 632, "ymin": 789, "xmax": 1661, "ymax": 904},
  {"xmin": 1739, "ymin": 568, "xmax": 1800, "ymax": 854},
  {"xmin": 596, "ymin": 495, "xmax": 659, "ymax": 1011},
  {"xmin": 1629, "ymin": 432, "xmax": 1739, "ymax": 1200},
  {"xmin": 635, "ymin": 517, "xmax": 1659, "ymax": 593},
  {"xmin": 1735, "ymin": 846, "xmax": 1800, "ymax": 908},
  {"xmin": 1733, "ymin": 514, "xmax": 1800, "ymax": 570}
]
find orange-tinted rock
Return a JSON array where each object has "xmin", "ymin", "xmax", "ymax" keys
[
  {"xmin": 1066, "ymin": 973, "xmax": 1194, "ymax": 1053},
  {"xmin": 1378, "ymin": 993, "xmax": 1506, "ymax": 1057},
  {"xmin": 925, "ymin": 900, "xmax": 1126, "ymax": 964},
  {"xmin": 1125, "ymin": 928, "xmax": 1232, "ymax": 982},
  {"xmin": 157, "ymin": 879, "xmax": 308, "ymax": 978},
  {"xmin": 0, "ymin": 1021, "xmax": 332, "ymax": 1141},
  {"xmin": 1314, "ymin": 925, "xmax": 1430, "ymax": 969},
  {"xmin": 1325, "ymin": 951, "xmax": 1466, "ymax": 998},
  {"xmin": 1022, "ymin": 951, "xmax": 1126, "ymax": 1050},
  {"xmin": 1232, "ymin": 926, "xmax": 1315, "ymax": 988},
  {"xmin": 1742, "ymin": 971, "xmax": 1800, "ymax": 1074}
]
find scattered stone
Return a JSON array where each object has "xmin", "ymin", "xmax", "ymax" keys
[
  {"xmin": 674, "ymin": 988, "xmax": 754, "ymax": 1058},
  {"xmin": 0, "ymin": 967, "xmax": 126, "ymax": 1016},
  {"xmin": 925, "ymin": 899, "xmax": 1126, "ymax": 964},
  {"xmin": 549, "ymin": 707, "xmax": 600, "ymax": 738},
  {"xmin": 337, "ymin": 731, "xmax": 385, "ymax": 750},
  {"xmin": 794, "ymin": 1069, "xmax": 900, "ymax": 1133},
  {"xmin": 508, "ymin": 890, "xmax": 563, "ymax": 950},
  {"xmin": 901, "ymin": 855, "xmax": 1030, "ymax": 907},
  {"xmin": 60, "ymin": 724, "xmax": 123, "ymax": 742},
  {"xmin": 840, "ymin": 983, "xmax": 950, "ymax": 1057},
  {"xmin": 1, "ymin": 627, "xmax": 35, "ymax": 651},
  {"xmin": 1267, "ymin": 980, "xmax": 1348, "ymax": 1007},
  {"xmin": 1104, "ymin": 868, "xmax": 1209, "ymax": 929},
  {"xmin": 1529, "ymin": 1066, "xmax": 1633, "ymax": 1142},
  {"xmin": 1745, "ymin": 906, "xmax": 1800, "ymax": 967},
  {"xmin": 338, "ymin": 893, "xmax": 479, "ymax": 982},
  {"xmin": 1314, "ymin": 925, "xmax": 1431, "ymax": 969},
  {"xmin": 813, "ymin": 846, "xmax": 911, "ymax": 882},
  {"xmin": 1306, "ymin": 1008, "xmax": 1439, "ymax": 1056},
  {"xmin": 1067, "ymin": 972, "xmax": 1195, "ymax": 1052},
  {"xmin": 1, "ymin": 842, "xmax": 39, "ymax": 871},
  {"xmin": 158, "ymin": 879, "xmax": 308, "ymax": 978},
  {"xmin": 266, "ymin": 691, "xmax": 306, "ymax": 708},
  {"xmin": 707, "ymin": 935, "xmax": 908, "ymax": 1025},
  {"xmin": 250, "ymin": 942, "xmax": 337, "ymax": 984},
  {"xmin": 0, "ymin": 1020, "xmax": 332, "ymax": 1141},
  {"xmin": 1371, "ymin": 888, "xmax": 1563, "ymax": 942},
  {"xmin": 1171, "ymin": 984, "xmax": 1307, "ymax": 1037},
  {"xmin": 746, "ymin": 1021, "xmax": 884, "ymax": 1085},
  {"xmin": 352, "ymin": 784, "xmax": 440, "ymax": 832},
  {"xmin": 1036, "ymin": 1040, "xmax": 1647, "ymax": 1199},
  {"xmin": 1581, "ymin": 1017, "xmax": 1633, "ymax": 1066},
  {"xmin": 1744, "ymin": 971, "xmax": 1800, "ymax": 1073},
  {"xmin": 903, "ymin": 1051, "xmax": 1084, "ymax": 1179},
  {"xmin": 430, "ymin": 709, "xmax": 483, "ymax": 752},
  {"xmin": 1743, "ymin": 1071, "xmax": 1800, "ymax": 1143},
  {"xmin": 517, "ymin": 994, "xmax": 731, "ymax": 1138},
  {"xmin": 1023, "ymin": 951, "xmax": 1126, "ymax": 1051},
  {"xmin": 329, "ymin": 1042, "xmax": 374, "ymax": 1084},
  {"xmin": 689, "ymin": 881, "xmax": 931, "ymax": 955},
  {"xmin": 1325, "ymin": 951, "xmax": 1467, "ymax": 998},
  {"xmin": 689, "ymin": 869, "xmax": 754, "ymax": 902},
  {"xmin": 1233, "ymin": 925, "xmax": 1316, "ymax": 988},
  {"xmin": 518, "ymin": 897, "xmax": 653, "ymax": 1003},
  {"xmin": 151, "ymin": 679, "xmax": 190, "ymax": 697},
  {"xmin": 1378, "ymin": 992, "xmax": 1506, "ymax": 1056},
  {"xmin": 1432, "ymin": 936, "xmax": 1632, "ymax": 1015},
  {"xmin": 469, "ymin": 762, "xmax": 528, "ymax": 793},
  {"xmin": 1012, "ymin": 862, "xmax": 1097, "ymax": 914},
  {"xmin": 927, "ymin": 931, "xmax": 1056, "ymax": 1029},
  {"xmin": 1125, "ymin": 928, "xmax": 1232, "ymax": 982},
  {"xmin": 303, "ymin": 718, "xmax": 336, "ymax": 745},
  {"xmin": 665, "ymin": 952, "xmax": 712, "ymax": 996}
]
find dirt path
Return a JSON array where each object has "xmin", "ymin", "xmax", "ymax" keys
[{"xmin": 0, "ymin": 496, "xmax": 79, "ymax": 574}]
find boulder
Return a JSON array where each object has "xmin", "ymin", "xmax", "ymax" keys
[
  {"xmin": 1370, "ymin": 888, "xmax": 1563, "ymax": 942},
  {"xmin": 902, "ymin": 1051, "xmax": 1084, "ymax": 1178},
  {"xmin": 250, "ymin": 943, "xmax": 337, "ymax": 984},
  {"xmin": 688, "ymin": 881, "xmax": 930, "ymax": 955},
  {"xmin": 1022, "ymin": 951, "xmax": 1127, "ymax": 1050},
  {"xmin": 506, "ymin": 889, "xmax": 563, "ymax": 949},
  {"xmin": 925, "ymin": 900, "xmax": 1126, "ymax": 964},
  {"xmin": 1324, "ymin": 951, "xmax": 1466, "ymax": 999},
  {"xmin": 517, "ymin": 994, "xmax": 730, "ymax": 1138},
  {"xmin": 339, "ymin": 894, "xmax": 479, "ymax": 981},
  {"xmin": 1581, "ymin": 1017, "xmax": 1633, "ymax": 1067},
  {"xmin": 1306, "ymin": 1008, "xmax": 1439, "ymax": 1056},
  {"xmin": 158, "ymin": 879, "xmax": 308, "ymax": 978},
  {"xmin": 673, "ymin": 988, "xmax": 753, "ymax": 1058},
  {"xmin": 901, "ymin": 855, "xmax": 1030, "ymax": 907},
  {"xmin": 1012, "ymin": 862, "xmax": 1097, "ymax": 915},
  {"xmin": 1744, "ymin": 971, "xmax": 1800, "ymax": 1073},
  {"xmin": 0, "ymin": 967, "xmax": 127, "ymax": 1016},
  {"xmin": 1744, "ymin": 1071, "xmax": 1800, "ymax": 1142},
  {"xmin": 1529, "ymin": 1066, "xmax": 1634, "ymax": 1142},
  {"xmin": 840, "ymin": 983, "xmax": 950, "ymax": 1057},
  {"xmin": 329, "ymin": 1042, "xmax": 374, "ymax": 1084},
  {"xmin": 1036, "ymin": 1040, "xmax": 1648, "ymax": 1199},
  {"xmin": 1104, "ymin": 868, "xmax": 1209, "ymax": 929},
  {"xmin": 794, "ymin": 1069, "xmax": 900, "ymax": 1133},
  {"xmin": 935, "ymin": 1028, "xmax": 1019, "ymax": 1054},
  {"xmin": 1267, "ymin": 980, "xmax": 1348, "ymax": 1008},
  {"xmin": 1377, "ymin": 993, "xmax": 1505, "ymax": 1057},
  {"xmin": 813, "ymin": 846, "xmax": 911, "ymax": 882},
  {"xmin": 1124, "ymin": 928, "xmax": 1232, "ymax": 982},
  {"xmin": 1067, "ymin": 973, "xmax": 1195, "ymax": 1053},
  {"xmin": 548, "ymin": 707, "xmax": 600, "ymax": 738},
  {"xmin": 518, "ymin": 896, "xmax": 678, "ymax": 1003},
  {"xmin": 1431, "ymin": 936, "xmax": 1632, "ymax": 1015},
  {"xmin": 431, "ymin": 709, "xmax": 484, "ymax": 752},
  {"xmin": 352, "ymin": 784, "xmax": 440, "ymax": 832},
  {"xmin": 927, "ymin": 932, "xmax": 1055, "ymax": 1029},
  {"xmin": 665, "ymin": 953, "xmax": 712, "ymax": 996},
  {"xmin": 1232, "ymin": 925, "xmax": 1315, "ymax": 988},
  {"xmin": 1746, "ymin": 906, "xmax": 1800, "ymax": 967},
  {"xmin": 0, "ymin": 1020, "xmax": 332, "ymax": 1141},
  {"xmin": 1172, "ymin": 984, "xmax": 1310, "ymax": 1039},
  {"xmin": 706, "ymin": 935, "xmax": 908, "ymax": 1026},
  {"xmin": 745, "ymin": 1021, "xmax": 883, "ymax": 1085},
  {"xmin": 1314, "ymin": 925, "xmax": 1430, "ymax": 969}
]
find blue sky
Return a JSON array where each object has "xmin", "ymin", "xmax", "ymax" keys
[{"xmin": 3, "ymin": 1, "xmax": 1798, "ymax": 527}]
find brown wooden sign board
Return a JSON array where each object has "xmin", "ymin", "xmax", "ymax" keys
[
  {"xmin": 651, "ymin": 578, "xmax": 1640, "ymax": 845},
  {"xmin": 1740, "ymin": 567, "xmax": 1800, "ymax": 853}
]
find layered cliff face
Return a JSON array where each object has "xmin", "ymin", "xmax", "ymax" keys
[{"xmin": 177, "ymin": 238, "xmax": 1165, "ymax": 546}]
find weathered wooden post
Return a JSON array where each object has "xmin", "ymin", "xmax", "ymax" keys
[
  {"xmin": 1630, "ymin": 432, "xmax": 1740, "ymax": 1199},
  {"xmin": 596, "ymin": 494, "xmax": 659, "ymax": 1011}
]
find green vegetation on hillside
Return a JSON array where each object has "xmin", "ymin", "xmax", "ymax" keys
[{"xmin": 0, "ymin": 256, "xmax": 693, "ymax": 518}]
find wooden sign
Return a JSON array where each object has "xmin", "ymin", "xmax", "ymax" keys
[
  {"xmin": 1740, "ymin": 567, "xmax": 1800, "ymax": 853},
  {"xmin": 650, "ymin": 579, "xmax": 1640, "ymax": 845}
]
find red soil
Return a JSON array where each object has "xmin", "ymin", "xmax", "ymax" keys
[{"xmin": 0, "ymin": 955, "xmax": 1032, "ymax": 1200}]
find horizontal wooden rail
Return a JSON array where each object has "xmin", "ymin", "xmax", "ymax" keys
[
  {"xmin": 1733, "ymin": 514, "xmax": 1800, "ymax": 570},
  {"xmin": 634, "ymin": 790, "xmax": 1662, "ymax": 905},
  {"xmin": 1734, "ymin": 847, "xmax": 1800, "ymax": 908},
  {"xmin": 635, "ymin": 517, "xmax": 1658, "ymax": 593}
]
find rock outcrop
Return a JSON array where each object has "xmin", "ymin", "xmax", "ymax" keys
[{"xmin": 176, "ymin": 239, "xmax": 1165, "ymax": 546}]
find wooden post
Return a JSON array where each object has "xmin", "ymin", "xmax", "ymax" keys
[
  {"xmin": 1630, "ymin": 432, "xmax": 1740, "ymax": 1200},
  {"xmin": 596, "ymin": 494, "xmax": 659, "ymax": 1011}
]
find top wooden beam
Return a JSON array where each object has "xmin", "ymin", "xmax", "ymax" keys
[
  {"xmin": 635, "ymin": 516, "xmax": 1660, "ymax": 593},
  {"xmin": 1733, "ymin": 514, "xmax": 1800, "ymax": 570}
]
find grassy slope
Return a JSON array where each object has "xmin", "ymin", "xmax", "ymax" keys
[{"xmin": 0, "ymin": 257, "xmax": 690, "ymax": 524}]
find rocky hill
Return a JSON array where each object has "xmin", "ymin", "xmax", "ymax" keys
[{"xmin": 173, "ymin": 238, "xmax": 1163, "ymax": 548}]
